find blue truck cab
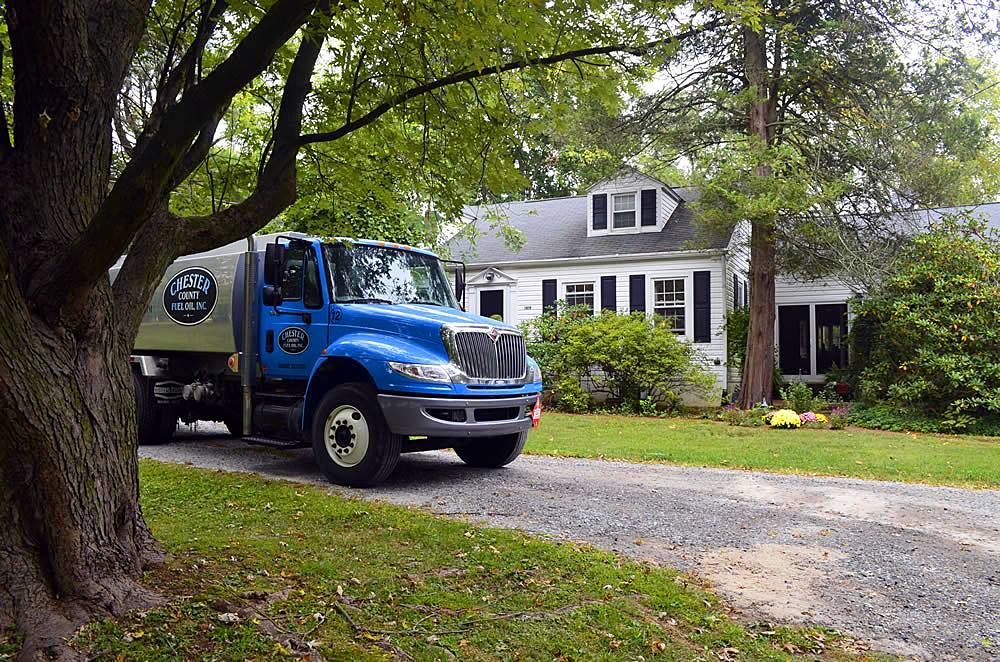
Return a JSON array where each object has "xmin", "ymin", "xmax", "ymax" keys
[{"xmin": 121, "ymin": 233, "xmax": 543, "ymax": 487}]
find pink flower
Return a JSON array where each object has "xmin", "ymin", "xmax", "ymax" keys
[{"xmin": 799, "ymin": 411, "xmax": 818, "ymax": 423}]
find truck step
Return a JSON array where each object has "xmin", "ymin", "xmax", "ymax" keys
[{"xmin": 240, "ymin": 435, "xmax": 309, "ymax": 450}]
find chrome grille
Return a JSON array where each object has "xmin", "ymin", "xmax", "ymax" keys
[{"xmin": 451, "ymin": 330, "xmax": 526, "ymax": 379}]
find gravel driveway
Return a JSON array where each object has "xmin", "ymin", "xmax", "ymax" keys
[{"xmin": 142, "ymin": 425, "xmax": 1000, "ymax": 661}]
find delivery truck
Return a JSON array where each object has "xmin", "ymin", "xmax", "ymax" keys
[{"xmin": 114, "ymin": 233, "xmax": 543, "ymax": 487}]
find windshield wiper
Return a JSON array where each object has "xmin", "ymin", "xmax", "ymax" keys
[
  {"xmin": 338, "ymin": 297, "xmax": 394, "ymax": 304},
  {"xmin": 405, "ymin": 299, "xmax": 445, "ymax": 306}
]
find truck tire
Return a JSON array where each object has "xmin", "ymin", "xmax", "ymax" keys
[
  {"xmin": 133, "ymin": 372, "xmax": 175, "ymax": 445},
  {"xmin": 454, "ymin": 431, "xmax": 527, "ymax": 468},
  {"xmin": 311, "ymin": 383, "xmax": 402, "ymax": 487}
]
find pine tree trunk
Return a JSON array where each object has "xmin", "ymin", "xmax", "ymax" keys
[
  {"xmin": 738, "ymin": 218, "xmax": 777, "ymax": 407},
  {"xmin": 0, "ymin": 251, "xmax": 163, "ymax": 660},
  {"xmin": 737, "ymin": 24, "xmax": 779, "ymax": 408}
]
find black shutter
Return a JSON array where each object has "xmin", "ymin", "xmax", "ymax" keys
[
  {"xmin": 640, "ymin": 189, "xmax": 657, "ymax": 226},
  {"xmin": 694, "ymin": 270, "xmax": 711, "ymax": 343},
  {"xmin": 733, "ymin": 273, "xmax": 739, "ymax": 309},
  {"xmin": 601, "ymin": 276, "xmax": 616, "ymax": 311},
  {"xmin": 542, "ymin": 279, "xmax": 557, "ymax": 314},
  {"xmin": 592, "ymin": 194, "xmax": 607, "ymax": 231},
  {"xmin": 629, "ymin": 275, "xmax": 645, "ymax": 313}
]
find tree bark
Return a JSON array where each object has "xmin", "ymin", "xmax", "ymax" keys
[
  {"xmin": 738, "ymin": 24, "xmax": 780, "ymax": 408},
  {"xmin": 0, "ymin": 246, "xmax": 163, "ymax": 660}
]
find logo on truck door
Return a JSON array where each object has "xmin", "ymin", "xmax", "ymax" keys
[
  {"xmin": 277, "ymin": 327, "xmax": 309, "ymax": 354},
  {"xmin": 162, "ymin": 267, "xmax": 218, "ymax": 326}
]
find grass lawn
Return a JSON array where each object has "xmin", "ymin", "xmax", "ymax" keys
[
  {"xmin": 526, "ymin": 413, "xmax": 1000, "ymax": 488},
  {"xmin": 19, "ymin": 461, "xmax": 888, "ymax": 661}
]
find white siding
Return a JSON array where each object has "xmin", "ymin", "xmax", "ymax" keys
[
  {"xmin": 722, "ymin": 221, "xmax": 751, "ymax": 389},
  {"xmin": 774, "ymin": 275, "xmax": 856, "ymax": 306},
  {"xmin": 467, "ymin": 253, "xmax": 729, "ymax": 400}
]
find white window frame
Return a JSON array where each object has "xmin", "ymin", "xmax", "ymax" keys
[
  {"xmin": 650, "ymin": 277, "xmax": 689, "ymax": 336},
  {"xmin": 611, "ymin": 192, "xmax": 637, "ymax": 229},
  {"xmin": 563, "ymin": 281, "xmax": 596, "ymax": 315}
]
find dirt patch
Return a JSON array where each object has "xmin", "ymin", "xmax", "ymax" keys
[{"xmin": 696, "ymin": 543, "xmax": 846, "ymax": 622}]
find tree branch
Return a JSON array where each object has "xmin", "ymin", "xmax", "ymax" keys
[
  {"xmin": 300, "ymin": 20, "xmax": 722, "ymax": 146},
  {"xmin": 112, "ymin": 1, "xmax": 332, "ymax": 328},
  {"xmin": 32, "ymin": 0, "xmax": 320, "ymax": 311}
]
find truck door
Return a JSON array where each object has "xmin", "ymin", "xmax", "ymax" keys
[{"xmin": 260, "ymin": 243, "xmax": 328, "ymax": 381}]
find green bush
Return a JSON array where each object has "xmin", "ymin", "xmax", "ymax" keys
[
  {"xmin": 853, "ymin": 217, "xmax": 1000, "ymax": 426},
  {"xmin": 849, "ymin": 403, "xmax": 1000, "ymax": 436},
  {"xmin": 522, "ymin": 307, "xmax": 715, "ymax": 413},
  {"xmin": 779, "ymin": 381, "xmax": 818, "ymax": 413}
]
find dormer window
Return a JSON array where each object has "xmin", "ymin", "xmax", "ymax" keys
[{"xmin": 612, "ymin": 192, "xmax": 637, "ymax": 228}]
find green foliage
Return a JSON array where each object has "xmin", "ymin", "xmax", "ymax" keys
[
  {"xmin": 829, "ymin": 406, "xmax": 849, "ymax": 430},
  {"xmin": 853, "ymin": 217, "xmax": 1000, "ymax": 426},
  {"xmin": 849, "ymin": 404, "xmax": 1000, "ymax": 437},
  {"xmin": 723, "ymin": 307, "xmax": 750, "ymax": 368},
  {"xmin": 522, "ymin": 307, "xmax": 714, "ymax": 413},
  {"xmin": 779, "ymin": 382, "xmax": 819, "ymax": 414},
  {"xmin": 719, "ymin": 404, "xmax": 767, "ymax": 427}
]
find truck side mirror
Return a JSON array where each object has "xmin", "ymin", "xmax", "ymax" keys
[
  {"xmin": 454, "ymin": 267, "xmax": 466, "ymax": 307},
  {"xmin": 263, "ymin": 243, "xmax": 285, "ymax": 286},
  {"xmin": 262, "ymin": 285, "xmax": 283, "ymax": 307}
]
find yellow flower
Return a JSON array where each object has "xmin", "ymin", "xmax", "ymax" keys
[
  {"xmin": 769, "ymin": 409, "xmax": 802, "ymax": 429},
  {"xmin": 815, "ymin": 413, "xmax": 829, "ymax": 424}
]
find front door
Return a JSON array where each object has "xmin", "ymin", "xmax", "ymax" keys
[
  {"xmin": 260, "ymin": 243, "xmax": 328, "ymax": 380},
  {"xmin": 479, "ymin": 289, "xmax": 504, "ymax": 321}
]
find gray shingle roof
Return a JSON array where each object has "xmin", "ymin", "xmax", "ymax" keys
[{"xmin": 448, "ymin": 187, "xmax": 729, "ymax": 264}]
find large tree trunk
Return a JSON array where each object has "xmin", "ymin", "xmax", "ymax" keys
[
  {"xmin": 0, "ymin": 4, "xmax": 159, "ymax": 658},
  {"xmin": 739, "ymin": 218, "xmax": 777, "ymax": 407},
  {"xmin": 0, "ymin": 252, "xmax": 163, "ymax": 662},
  {"xmin": 737, "ymin": 24, "xmax": 779, "ymax": 408}
]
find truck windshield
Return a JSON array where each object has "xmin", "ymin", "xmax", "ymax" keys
[{"xmin": 324, "ymin": 243, "xmax": 458, "ymax": 308}]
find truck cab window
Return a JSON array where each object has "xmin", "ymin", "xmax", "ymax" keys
[
  {"xmin": 303, "ymin": 249, "xmax": 323, "ymax": 308},
  {"xmin": 280, "ymin": 248, "xmax": 305, "ymax": 301},
  {"xmin": 281, "ymin": 246, "xmax": 324, "ymax": 308}
]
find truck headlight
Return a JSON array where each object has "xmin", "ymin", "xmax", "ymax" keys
[
  {"xmin": 387, "ymin": 362, "xmax": 460, "ymax": 384},
  {"xmin": 527, "ymin": 360, "xmax": 542, "ymax": 384}
]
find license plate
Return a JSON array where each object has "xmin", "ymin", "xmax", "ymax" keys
[{"xmin": 531, "ymin": 396, "xmax": 542, "ymax": 429}]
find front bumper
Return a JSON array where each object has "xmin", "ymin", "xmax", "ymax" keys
[{"xmin": 377, "ymin": 393, "xmax": 538, "ymax": 438}]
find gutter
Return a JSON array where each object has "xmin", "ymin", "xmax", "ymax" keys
[{"xmin": 463, "ymin": 247, "xmax": 725, "ymax": 269}]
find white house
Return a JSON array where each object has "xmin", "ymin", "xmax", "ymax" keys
[{"xmin": 446, "ymin": 169, "xmax": 1000, "ymax": 398}]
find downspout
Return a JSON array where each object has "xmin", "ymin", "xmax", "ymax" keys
[
  {"xmin": 721, "ymin": 248, "xmax": 729, "ymax": 393},
  {"xmin": 241, "ymin": 235, "xmax": 256, "ymax": 436}
]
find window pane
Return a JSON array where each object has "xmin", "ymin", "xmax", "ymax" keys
[
  {"xmin": 613, "ymin": 193, "xmax": 635, "ymax": 211},
  {"xmin": 816, "ymin": 304, "xmax": 848, "ymax": 374},
  {"xmin": 565, "ymin": 283, "xmax": 594, "ymax": 313},
  {"xmin": 303, "ymin": 249, "xmax": 323, "ymax": 308},
  {"xmin": 281, "ymin": 247, "xmax": 305, "ymax": 301}
]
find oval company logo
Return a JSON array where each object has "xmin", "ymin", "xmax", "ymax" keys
[
  {"xmin": 162, "ymin": 267, "xmax": 218, "ymax": 326},
  {"xmin": 277, "ymin": 327, "xmax": 309, "ymax": 355}
]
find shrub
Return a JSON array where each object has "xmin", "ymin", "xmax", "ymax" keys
[
  {"xmin": 852, "ymin": 217, "xmax": 1000, "ymax": 424},
  {"xmin": 522, "ymin": 308, "xmax": 715, "ymax": 413},
  {"xmin": 780, "ymin": 381, "xmax": 818, "ymax": 413},
  {"xmin": 769, "ymin": 409, "xmax": 802, "ymax": 429},
  {"xmin": 720, "ymin": 404, "xmax": 766, "ymax": 427},
  {"xmin": 829, "ymin": 406, "xmax": 849, "ymax": 430}
]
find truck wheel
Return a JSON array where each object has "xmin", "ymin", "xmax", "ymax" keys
[
  {"xmin": 311, "ymin": 383, "xmax": 402, "ymax": 487},
  {"xmin": 133, "ymin": 372, "xmax": 175, "ymax": 445},
  {"xmin": 454, "ymin": 431, "xmax": 527, "ymax": 468}
]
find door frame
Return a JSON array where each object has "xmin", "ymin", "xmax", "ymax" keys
[{"xmin": 475, "ymin": 286, "xmax": 510, "ymax": 322}]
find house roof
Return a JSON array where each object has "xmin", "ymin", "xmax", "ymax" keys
[
  {"xmin": 449, "ymin": 187, "xmax": 729, "ymax": 265},
  {"xmin": 889, "ymin": 202, "xmax": 1000, "ymax": 234}
]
